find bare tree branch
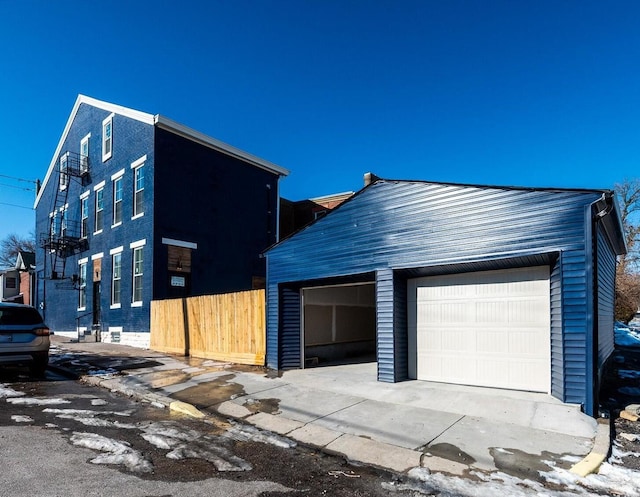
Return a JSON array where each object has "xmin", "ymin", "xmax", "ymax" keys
[{"xmin": 0, "ymin": 233, "xmax": 36, "ymax": 269}]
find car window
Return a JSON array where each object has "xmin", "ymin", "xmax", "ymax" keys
[{"xmin": 0, "ymin": 307, "xmax": 44, "ymax": 325}]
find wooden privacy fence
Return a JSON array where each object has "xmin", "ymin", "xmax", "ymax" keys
[{"xmin": 150, "ymin": 289, "xmax": 266, "ymax": 365}]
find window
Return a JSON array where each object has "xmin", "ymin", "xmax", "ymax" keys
[
  {"xmin": 80, "ymin": 134, "xmax": 90, "ymax": 173},
  {"xmin": 59, "ymin": 153, "xmax": 69, "ymax": 190},
  {"xmin": 132, "ymin": 247, "xmax": 143, "ymax": 303},
  {"xmin": 95, "ymin": 187, "xmax": 104, "ymax": 233},
  {"xmin": 60, "ymin": 205, "xmax": 68, "ymax": 237},
  {"xmin": 5, "ymin": 277, "xmax": 17, "ymax": 289},
  {"xmin": 113, "ymin": 176, "xmax": 123, "ymax": 226},
  {"xmin": 111, "ymin": 252, "xmax": 121, "ymax": 306},
  {"xmin": 133, "ymin": 164, "xmax": 144, "ymax": 217},
  {"xmin": 102, "ymin": 114, "xmax": 113, "ymax": 161},
  {"xmin": 80, "ymin": 196, "xmax": 89, "ymax": 238},
  {"xmin": 78, "ymin": 261, "xmax": 87, "ymax": 310},
  {"xmin": 50, "ymin": 212, "xmax": 58, "ymax": 238}
]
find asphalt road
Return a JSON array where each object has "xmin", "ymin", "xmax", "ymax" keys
[{"xmin": 0, "ymin": 367, "xmax": 414, "ymax": 497}]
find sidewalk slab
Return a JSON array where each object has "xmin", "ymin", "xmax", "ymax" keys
[
  {"xmin": 326, "ymin": 434, "xmax": 422, "ymax": 473},
  {"xmin": 310, "ymin": 399, "xmax": 464, "ymax": 449},
  {"xmin": 246, "ymin": 412, "xmax": 304, "ymax": 435},
  {"xmin": 288, "ymin": 424, "xmax": 342, "ymax": 448},
  {"xmin": 427, "ymin": 415, "xmax": 593, "ymax": 472},
  {"xmin": 230, "ymin": 382, "xmax": 365, "ymax": 424}
]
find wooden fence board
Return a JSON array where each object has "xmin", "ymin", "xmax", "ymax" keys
[{"xmin": 150, "ymin": 289, "xmax": 266, "ymax": 365}]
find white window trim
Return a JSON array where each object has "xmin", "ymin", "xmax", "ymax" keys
[
  {"xmin": 130, "ymin": 154, "xmax": 147, "ymax": 168},
  {"xmin": 77, "ymin": 259, "xmax": 88, "ymax": 311},
  {"xmin": 59, "ymin": 152, "xmax": 70, "ymax": 191},
  {"xmin": 129, "ymin": 239, "xmax": 146, "ymax": 249},
  {"xmin": 91, "ymin": 252, "xmax": 104, "ymax": 260},
  {"xmin": 80, "ymin": 133, "xmax": 91, "ymax": 172},
  {"xmin": 131, "ymin": 301, "xmax": 143, "ymax": 308},
  {"xmin": 80, "ymin": 190, "xmax": 90, "ymax": 199},
  {"xmin": 102, "ymin": 113, "xmax": 114, "ymax": 162},
  {"xmin": 112, "ymin": 175, "xmax": 124, "ymax": 228},
  {"xmin": 161, "ymin": 238, "xmax": 198, "ymax": 250},
  {"xmin": 132, "ymin": 158, "xmax": 146, "ymax": 219},
  {"xmin": 94, "ymin": 185, "xmax": 105, "ymax": 235},
  {"xmin": 111, "ymin": 249, "xmax": 123, "ymax": 309}
]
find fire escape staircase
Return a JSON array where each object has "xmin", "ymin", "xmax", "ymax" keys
[{"xmin": 40, "ymin": 151, "xmax": 90, "ymax": 280}]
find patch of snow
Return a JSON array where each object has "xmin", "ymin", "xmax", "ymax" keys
[
  {"xmin": 386, "ymin": 463, "xmax": 640, "ymax": 497},
  {"xmin": 140, "ymin": 421, "xmax": 251, "ymax": 471},
  {"xmin": 43, "ymin": 408, "xmax": 132, "ymax": 417},
  {"xmin": 70, "ymin": 432, "xmax": 152, "ymax": 473},
  {"xmin": 11, "ymin": 415, "xmax": 33, "ymax": 423},
  {"xmin": 55, "ymin": 414, "xmax": 138, "ymax": 429},
  {"xmin": 91, "ymin": 399, "xmax": 108, "ymax": 406},
  {"xmin": 167, "ymin": 443, "xmax": 251, "ymax": 472},
  {"xmin": 7, "ymin": 397, "xmax": 71, "ymax": 406},
  {"xmin": 44, "ymin": 423, "xmax": 58, "ymax": 429},
  {"xmin": 223, "ymin": 422, "xmax": 296, "ymax": 449},
  {"xmin": 0, "ymin": 384, "xmax": 26, "ymax": 398}
]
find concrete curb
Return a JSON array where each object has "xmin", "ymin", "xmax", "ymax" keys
[{"xmin": 569, "ymin": 419, "xmax": 610, "ymax": 477}]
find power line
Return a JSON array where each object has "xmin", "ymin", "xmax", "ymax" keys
[
  {"xmin": 0, "ymin": 173, "xmax": 37, "ymax": 185},
  {"xmin": 0, "ymin": 182, "xmax": 35, "ymax": 192},
  {"xmin": 0, "ymin": 201, "xmax": 33, "ymax": 210}
]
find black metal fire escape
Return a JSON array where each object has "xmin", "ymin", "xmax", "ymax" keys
[{"xmin": 40, "ymin": 151, "xmax": 90, "ymax": 280}]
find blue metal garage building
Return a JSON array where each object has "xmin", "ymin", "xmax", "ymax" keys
[{"xmin": 265, "ymin": 178, "xmax": 626, "ymax": 416}]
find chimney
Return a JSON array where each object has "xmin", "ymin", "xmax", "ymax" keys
[{"xmin": 364, "ymin": 172, "xmax": 380, "ymax": 187}]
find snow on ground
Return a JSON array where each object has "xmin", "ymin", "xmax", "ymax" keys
[
  {"xmin": 7, "ymin": 397, "xmax": 71, "ymax": 406},
  {"xmin": 223, "ymin": 421, "xmax": 297, "ymax": 449},
  {"xmin": 385, "ymin": 464, "xmax": 640, "ymax": 497},
  {"xmin": 11, "ymin": 415, "xmax": 34, "ymax": 423},
  {"xmin": 91, "ymin": 399, "xmax": 108, "ymax": 406},
  {"xmin": 42, "ymin": 408, "xmax": 138, "ymax": 428},
  {"xmin": 141, "ymin": 421, "xmax": 252, "ymax": 471},
  {"xmin": 70, "ymin": 432, "xmax": 153, "ymax": 473},
  {"xmin": 43, "ymin": 408, "xmax": 133, "ymax": 417},
  {"xmin": 0, "ymin": 383, "xmax": 26, "ymax": 398}
]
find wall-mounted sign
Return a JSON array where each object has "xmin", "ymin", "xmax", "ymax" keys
[{"xmin": 171, "ymin": 276, "xmax": 186, "ymax": 287}]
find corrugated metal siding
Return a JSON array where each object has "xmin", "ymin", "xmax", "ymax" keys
[
  {"xmin": 393, "ymin": 272, "xmax": 408, "ymax": 381},
  {"xmin": 376, "ymin": 269, "xmax": 395, "ymax": 382},
  {"xmin": 279, "ymin": 286, "xmax": 301, "ymax": 369},
  {"xmin": 266, "ymin": 282, "xmax": 279, "ymax": 369},
  {"xmin": 550, "ymin": 255, "xmax": 564, "ymax": 401},
  {"xmin": 597, "ymin": 225, "xmax": 616, "ymax": 369},
  {"xmin": 267, "ymin": 181, "xmax": 604, "ymax": 404}
]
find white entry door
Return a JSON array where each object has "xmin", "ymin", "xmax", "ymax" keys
[{"xmin": 408, "ymin": 266, "xmax": 550, "ymax": 393}]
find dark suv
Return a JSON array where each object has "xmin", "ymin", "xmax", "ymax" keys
[{"xmin": 0, "ymin": 303, "xmax": 50, "ymax": 376}]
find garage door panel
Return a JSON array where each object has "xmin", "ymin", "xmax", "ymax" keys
[{"xmin": 409, "ymin": 266, "xmax": 550, "ymax": 393}]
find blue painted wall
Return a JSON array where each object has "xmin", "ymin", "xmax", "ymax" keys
[
  {"xmin": 36, "ymin": 103, "xmax": 154, "ymax": 333},
  {"xmin": 152, "ymin": 128, "xmax": 279, "ymax": 299},
  {"xmin": 36, "ymin": 101, "xmax": 282, "ymax": 338},
  {"xmin": 266, "ymin": 180, "xmax": 622, "ymax": 412}
]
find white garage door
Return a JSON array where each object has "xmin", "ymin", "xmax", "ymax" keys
[{"xmin": 407, "ymin": 266, "xmax": 550, "ymax": 393}]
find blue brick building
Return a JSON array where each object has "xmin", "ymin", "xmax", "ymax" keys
[
  {"xmin": 266, "ymin": 178, "xmax": 626, "ymax": 416},
  {"xmin": 34, "ymin": 95, "xmax": 288, "ymax": 347}
]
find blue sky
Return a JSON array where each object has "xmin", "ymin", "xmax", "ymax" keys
[{"xmin": 1, "ymin": 1, "xmax": 639, "ymax": 241}]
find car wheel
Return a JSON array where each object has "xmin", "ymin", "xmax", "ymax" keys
[{"xmin": 29, "ymin": 356, "xmax": 49, "ymax": 378}]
